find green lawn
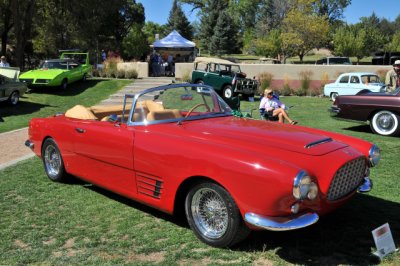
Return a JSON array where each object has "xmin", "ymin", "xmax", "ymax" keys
[
  {"xmin": 0, "ymin": 79, "xmax": 131, "ymax": 133},
  {"xmin": 1, "ymin": 96, "xmax": 399, "ymax": 265}
]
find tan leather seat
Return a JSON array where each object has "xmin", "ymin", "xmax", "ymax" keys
[
  {"xmin": 65, "ymin": 105, "xmax": 98, "ymax": 120},
  {"xmin": 146, "ymin": 109, "xmax": 182, "ymax": 121}
]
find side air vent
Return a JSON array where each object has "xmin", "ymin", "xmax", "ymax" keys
[{"xmin": 136, "ymin": 173, "xmax": 163, "ymax": 199}]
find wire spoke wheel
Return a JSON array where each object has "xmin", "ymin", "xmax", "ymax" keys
[
  {"xmin": 191, "ymin": 188, "xmax": 228, "ymax": 239},
  {"xmin": 185, "ymin": 182, "xmax": 250, "ymax": 247},
  {"xmin": 42, "ymin": 138, "xmax": 68, "ymax": 182}
]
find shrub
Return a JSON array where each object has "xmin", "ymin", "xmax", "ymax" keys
[
  {"xmin": 103, "ymin": 56, "xmax": 123, "ymax": 78},
  {"xmin": 309, "ymin": 87, "xmax": 323, "ymax": 97},
  {"xmin": 294, "ymin": 87, "xmax": 307, "ymax": 96},
  {"xmin": 298, "ymin": 70, "xmax": 313, "ymax": 95},
  {"xmin": 376, "ymin": 69, "xmax": 388, "ymax": 82},
  {"xmin": 320, "ymin": 72, "xmax": 330, "ymax": 87},
  {"xmin": 105, "ymin": 67, "xmax": 117, "ymax": 78},
  {"xmin": 257, "ymin": 72, "xmax": 274, "ymax": 95},
  {"xmin": 116, "ymin": 69, "xmax": 126, "ymax": 79},
  {"xmin": 279, "ymin": 85, "xmax": 292, "ymax": 96},
  {"xmin": 91, "ymin": 68, "xmax": 100, "ymax": 77},
  {"xmin": 181, "ymin": 70, "xmax": 192, "ymax": 82},
  {"xmin": 281, "ymin": 73, "xmax": 291, "ymax": 95},
  {"xmin": 125, "ymin": 69, "xmax": 138, "ymax": 79}
]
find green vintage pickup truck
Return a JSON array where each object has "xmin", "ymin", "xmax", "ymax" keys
[{"xmin": 191, "ymin": 57, "xmax": 258, "ymax": 100}]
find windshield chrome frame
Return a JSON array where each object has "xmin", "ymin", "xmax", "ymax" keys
[{"xmin": 125, "ymin": 83, "xmax": 232, "ymax": 126}]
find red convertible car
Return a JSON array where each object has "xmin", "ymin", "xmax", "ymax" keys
[
  {"xmin": 331, "ymin": 88, "xmax": 400, "ymax": 136},
  {"xmin": 25, "ymin": 84, "xmax": 380, "ymax": 247}
]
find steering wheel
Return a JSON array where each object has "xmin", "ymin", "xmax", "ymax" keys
[{"xmin": 185, "ymin": 103, "xmax": 209, "ymax": 118}]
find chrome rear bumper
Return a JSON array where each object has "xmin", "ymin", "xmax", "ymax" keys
[
  {"xmin": 244, "ymin": 212, "xmax": 319, "ymax": 231},
  {"xmin": 25, "ymin": 140, "xmax": 34, "ymax": 150}
]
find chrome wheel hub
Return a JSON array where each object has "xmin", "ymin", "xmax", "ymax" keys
[
  {"xmin": 191, "ymin": 188, "xmax": 228, "ymax": 239},
  {"xmin": 377, "ymin": 113, "xmax": 394, "ymax": 131},
  {"xmin": 44, "ymin": 145, "xmax": 61, "ymax": 178}
]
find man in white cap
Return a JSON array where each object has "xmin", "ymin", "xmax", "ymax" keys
[
  {"xmin": 0, "ymin": 55, "xmax": 10, "ymax": 67},
  {"xmin": 385, "ymin": 60, "xmax": 400, "ymax": 91}
]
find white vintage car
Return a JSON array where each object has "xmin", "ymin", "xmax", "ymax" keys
[{"xmin": 324, "ymin": 72, "xmax": 386, "ymax": 101}]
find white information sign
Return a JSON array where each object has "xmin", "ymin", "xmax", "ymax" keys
[{"xmin": 371, "ymin": 223, "xmax": 396, "ymax": 260}]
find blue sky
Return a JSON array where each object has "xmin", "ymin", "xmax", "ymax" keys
[{"xmin": 136, "ymin": 0, "xmax": 400, "ymax": 25}]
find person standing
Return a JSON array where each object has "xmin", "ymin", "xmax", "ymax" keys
[
  {"xmin": 0, "ymin": 56, "xmax": 10, "ymax": 67},
  {"xmin": 385, "ymin": 60, "xmax": 400, "ymax": 91}
]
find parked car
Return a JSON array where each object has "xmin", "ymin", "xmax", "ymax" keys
[
  {"xmin": 0, "ymin": 67, "xmax": 28, "ymax": 105},
  {"xmin": 324, "ymin": 72, "xmax": 386, "ymax": 101},
  {"xmin": 19, "ymin": 52, "xmax": 92, "ymax": 89},
  {"xmin": 191, "ymin": 57, "xmax": 257, "ymax": 100},
  {"xmin": 26, "ymin": 84, "xmax": 380, "ymax": 247},
  {"xmin": 315, "ymin": 56, "xmax": 352, "ymax": 65},
  {"xmin": 331, "ymin": 88, "xmax": 400, "ymax": 136},
  {"xmin": 372, "ymin": 51, "xmax": 400, "ymax": 65}
]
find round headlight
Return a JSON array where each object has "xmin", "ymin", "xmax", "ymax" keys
[
  {"xmin": 293, "ymin": 170, "xmax": 319, "ymax": 201},
  {"xmin": 368, "ymin": 144, "xmax": 381, "ymax": 167}
]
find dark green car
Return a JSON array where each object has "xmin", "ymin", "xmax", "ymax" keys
[{"xmin": 191, "ymin": 57, "xmax": 257, "ymax": 100}]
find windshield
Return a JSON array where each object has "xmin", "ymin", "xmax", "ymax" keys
[
  {"xmin": 329, "ymin": 57, "xmax": 351, "ymax": 64},
  {"xmin": 361, "ymin": 75, "xmax": 381, "ymax": 84},
  {"xmin": 39, "ymin": 61, "xmax": 69, "ymax": 70},
  {"xmin": 129, "ymin": 84, "xmax": 232, "ymax": 125}
]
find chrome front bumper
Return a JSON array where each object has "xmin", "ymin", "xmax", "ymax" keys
[{"xmin": 244, "ymin": 212, "xmax": 319, "ymax": 231}]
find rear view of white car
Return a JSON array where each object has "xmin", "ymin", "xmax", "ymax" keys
[{"xmin": 324, "ymin": 72, "xmax": 386, "ymax": 101}]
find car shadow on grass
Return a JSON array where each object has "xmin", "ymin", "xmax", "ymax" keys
[
  {"xmin": 235, "ymin": 194, "xmax": 399, "ymax": 265},
  {"xmin": 0, "ymin": 100, "xmax": 50, "ymax": 119},
  {"xmin": 27, "ymin": 79, "xmax": 107, "ymax": 97},
  {"xmin": 79, "ymin": 180, "xmax": 399, "ymax": 265},
  {"xmin": 343, "ymin": 124, "xmax": 400, "ymax": 138},
  {"xmin": 343, "ymin": 124, "xmax": 373, "ymax": 134}
]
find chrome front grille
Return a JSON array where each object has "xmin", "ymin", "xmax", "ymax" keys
[
  {"xmin": 327, "ymin": 157, "xmax": 366, "ymax": 201},
  {"xmin": 36, "ymin": 79, "xmax": 49, "ymax": 84}
]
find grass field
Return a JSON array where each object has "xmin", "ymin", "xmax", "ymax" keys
[
  {"xmin": 1, "ymin": 96, "xmax": 399, "ymax": 265},
  {"xmin": 0, "ymin": 79, "xmax": 131, "ymax": 133}
]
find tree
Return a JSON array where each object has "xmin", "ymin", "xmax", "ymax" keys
[
  {"xmin": 11, "ymin": 0, "xmax": 36, "ymax": 69},
  {"xmin": 254, "ymin": 29, "xmax": 282, "ymax": 58},
  {"xmin": 313, "ymin": 0, "xmax": 351, "ymax": 23},
  {"xmin": 281, "ymin": 0, "xmax": 330, "ymax": 62},
  {"xmin": 209, "ymin": 10, "xmax": 238, "ymax": 55},
  {"xmin": 122, "ymin": 24, "xmax": 149, "ymax": 60},
  {"xmin": 0, "ymin": 0, "xmax": 13, "ymax": 57},
  {"xmin": 386, "ymin": 31, "xmax": 400, "ymax": 51},
  {"xmin": 143, "ymin": 22, "xmax": 166, "ymax": 44},
  {"xmin": 165, "ymin": 0, "xmax": 193, "ymax": 40}
]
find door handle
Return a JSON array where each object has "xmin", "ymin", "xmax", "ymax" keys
[{"xmin": 75, "ymin": 128, "xmax": 86, "ymax": 133}]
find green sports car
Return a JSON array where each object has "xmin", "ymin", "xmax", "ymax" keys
[{"xmin": 19, "ymin": 52, "xmax": 92, "ymax": 89}]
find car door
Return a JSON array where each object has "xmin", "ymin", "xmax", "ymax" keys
[
  {"xmin": 0, "ymin": 76, "xmax": 8, "ymax": 101},
  {"xmin": 337, "ymin": 75, "xmax": 350, "ymax": 95},
  {"xmin": 205, "ymin": 63, "xmax": 226, "ymax": 92},
  {"xmin": 70, "ymin": 120, "xmax": 137, "ymax": 198},
  {"xmin": 68, "ymin": 62, "xmax": 82, "ymax": 82},
  {"xmin": 349, "ymin": 75, "xmax": 362, "ymax": 95}
]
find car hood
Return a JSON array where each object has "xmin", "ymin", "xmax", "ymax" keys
[
  {"xmin": 180, "ymin": 117, "xmax": 348, "ymax": 156},
  {"xmin": 20, "ymin": 69, "xmax": 66, "ymax": 79}
]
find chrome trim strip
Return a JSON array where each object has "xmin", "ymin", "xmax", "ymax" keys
[
  {"xmin": 304, "ymin": 137, "xmax": 333, "ymax": 149},
  {"xmin": 244, "ymin": 212, "xmax": 319, "ymax": 231}
]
